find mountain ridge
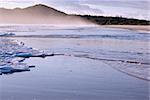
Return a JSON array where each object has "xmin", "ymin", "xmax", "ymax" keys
[
  {"xmin": 0, "ymin": 4, "xmax": 91, "ymax": 25},
  {"xmin": 0, "ymin": 4, "xmax": 149, "ymax": 25}
]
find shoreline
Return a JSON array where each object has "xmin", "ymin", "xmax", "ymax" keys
[
  {"xmin": 101, "ymin": 25, "xmax": 150, "ymax": 33},
  {"xmin": 0, "ymin": 27, "xmax": 149, "ymax": 99}
]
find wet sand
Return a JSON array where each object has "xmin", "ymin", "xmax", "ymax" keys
[
  {"xmin": 102, "ymin": 25, "xmax": 150, "ymax": 33},
  {"xmin": 0, "ymin": 26, "xmax": 149, "ymax": 100},
  {"xmin": 0, "ymin": 37, "xmax": 148, "ymax": 100},
  {"xmin": 0, "ymin": 55, "xmax": 149, "ymax": 100}
]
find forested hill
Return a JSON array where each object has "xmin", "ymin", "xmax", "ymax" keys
[
  {"xmin": 77, "ymin": 15, "xmax": 150, "ymax": 25},
  {"xmin": 0, "ymin": 4, "xmax": 149, "ymax": 25}
]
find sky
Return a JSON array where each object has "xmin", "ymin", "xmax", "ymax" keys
[{"xmin": 0, "ymin": 0, "xmax": 149, "ymax": 20}]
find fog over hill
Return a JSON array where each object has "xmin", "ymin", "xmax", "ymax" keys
[{"xmin": 0, "ymin": 4, "xmax": 91, "ymax": 25}]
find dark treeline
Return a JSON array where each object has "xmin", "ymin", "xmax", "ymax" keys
[{"xmin": 76, "ymin": 15, "xmax": 150, "ymax": 25}]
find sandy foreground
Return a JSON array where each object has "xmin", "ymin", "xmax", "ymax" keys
[
  {"xmin": 1, "ymin": 37, "xmax": 149, "ymax": 100},
  {"xmin": 101, "ymin": 25, "xmax": 150, "ymax": 33},
  {"xmin": 0, "ymin": 26, "xmax": 149, "ymax": 100}
]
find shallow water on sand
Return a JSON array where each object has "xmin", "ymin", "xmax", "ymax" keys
[
  {"xmin": 0, "ymin": 56, "xmax": 149, "ymax": 100},
  {"xmin": 0, "ymin": 25, "xmax": 149, "ymax": 100},
  {"xmin": 12, "ymin": 37, "xmax": 150, "ymax": 80}
]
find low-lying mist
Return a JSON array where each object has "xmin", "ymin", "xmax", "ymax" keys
[{"xmin": 0, "ymin": 4, "xmax": 93, "ymax": 26}]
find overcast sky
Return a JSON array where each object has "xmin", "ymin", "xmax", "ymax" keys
[{"xmin": 0, "ymin": 0, "xmax": 149, "ymax": 20}]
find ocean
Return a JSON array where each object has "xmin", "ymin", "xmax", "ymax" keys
[{"xmin": 0, "ymin": 25, "xmax": 149, "ymax": 100}]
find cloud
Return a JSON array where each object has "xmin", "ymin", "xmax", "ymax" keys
[
  {"xmin": 0, "ymin": 0, "xmax": 35, "ymax": 3},
  {"xmin": 79, "ymin": 0, "xmax": 150, "ymax": 19},
  {"xmin": 40, "ymin": 0, "xmax": 103, "ymax": 15},
  {"xmin": 80, "ymin": 0, "xmax": 150, "ymax": 10}
]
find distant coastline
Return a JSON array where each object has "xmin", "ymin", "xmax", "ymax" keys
[
  {"xmin": 0, "ymin": 4, "xmax": 149, "ymax": 26},
  {"xmin": 101, "ymin": 25, "xmax": 150, "ymax": 33},
  {"xmin": 78, "ymin": 15, "xmax": 150, "ymax": 25}
]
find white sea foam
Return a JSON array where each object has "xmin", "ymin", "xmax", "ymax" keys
[{"xmin": 0, "ymin": 37, "xmax": 46, "ymax": 74}]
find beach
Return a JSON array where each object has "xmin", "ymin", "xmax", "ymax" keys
[
  {"xmin": 0, "ymin": 25, "xmax": 149, "ymax": 100},
  {"xmin": 102, "ymin": 25, "xmax": 150, "ymax": 33},
  {"xmin": 0, "ymin": 0, "xmax": 150, "ymax": 99}
]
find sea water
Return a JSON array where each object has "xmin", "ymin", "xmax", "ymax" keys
[{"xmin": 0, "ymin": 25, "xmax": 149, "ymax": 100}]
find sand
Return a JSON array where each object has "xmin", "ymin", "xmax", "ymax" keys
[
  {"xmin": 102, "ymin": 25, "xmax": 150, "ymax": 33},
  {"xmin": 0, "ymin": 26, "xmax": 149, "ymax": 100}
]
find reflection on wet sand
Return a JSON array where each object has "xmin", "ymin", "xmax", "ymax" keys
[
  {"xmin": 1, "ymin": 26, "xmax": 149, "ymax": 100},
  {"xmin": 12, "ymin": 37, "xmax": 150, "ymax": 81}
]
